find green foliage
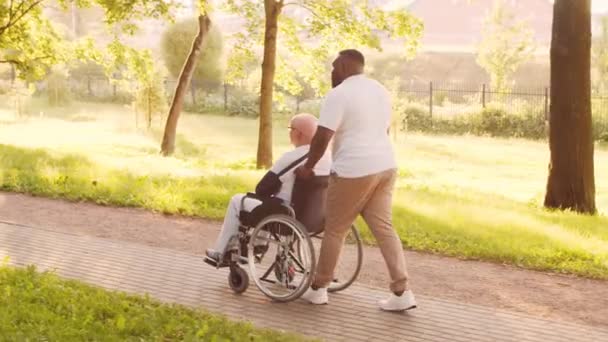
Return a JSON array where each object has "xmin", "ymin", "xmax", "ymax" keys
[
  {"xmin": 592, "ymin": 15, "xmax": 608, "ymax": 93},
  {"xmin": 476, "ymin": 0, "xmax": 535, "ymax": 94},
  {"xmin": 224, "ymin": 70, "xmax": 261, "ymax": 117},
  {"xmin": 160, "ymin": 17, "xmax": 224, "ymax": 85},
  {"xmin": 68, "ymin": 60, "xmax": 106, "ymax": 81},
  {"xmin": 87, "ymin": 39, "xmax": 168, "ymax": 110},
  {"xmin": 386, "ymin": 77, "xmax": 409, "ymax": 135},
  {"xmin": 0, "ymin": 144, "xmax": 253, "ymax": 218},
  {"xmin": 433, "ymin": 90, "xmax": 449, "ymax": 106},
  {"xmin": 592, "ymin": 98, "xmax": 608, "ymax": 140},
  {"xmin": 0, "ymin": 1, "xmax": 65, "ymax": 80},
  {"xmin": 0, "ymin": 0, "xmax": 174, "ymax": 81},
  {"xmin": 134, "ymin": 66, "xmax": 168, "ymax": 129},
  {"xmin": 0, "ymin": 264, "xmax": 309, "ymax": 341},
  {"xmin": 222, "ymin": 0, "xmax": 423, "ymax": 103},
  {"xmin": 402, "ymin": 102, "xmax": 431, "ymax": 132},
  {"xmin": 46, "ymin": 66, "xmax": 72, "ymax": 107},
  {"xmin": 224, "ymin": 38, "xmax": 258, "ymax": 87},
  {"xmin": 399, "ymin": 101, "xmax": 549, "ymax": 139}
]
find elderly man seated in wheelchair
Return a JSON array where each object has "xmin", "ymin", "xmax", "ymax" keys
[{"xmin": 204, "ymin": 113, "xmax": 339, "ymax": 302}]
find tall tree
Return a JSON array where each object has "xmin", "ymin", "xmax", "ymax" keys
[
  {"xmin": 160, "ymin": 10, "xmax": 212, "ymax": 156},
  {"xmin": 256, "ymin": 0, "xmax": 283, "ymax": 168},
  {"xmin": 544, "ymin": 0, "xmax": 595, "ymax": 214},
  {"xmin": 476, "ymin": 0, "xmax": 535, "ymax": 94},
  {"xmin": 225, "ymin": 0, "xmax": 423, "ymax": 168}
]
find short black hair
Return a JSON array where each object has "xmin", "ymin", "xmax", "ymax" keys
[{"xmin": 339, "ymin": 49, "xmax": 365, "ymax": 66}]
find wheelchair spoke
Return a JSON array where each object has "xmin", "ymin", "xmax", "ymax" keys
[
  {"xmin": 260, "ymin": 277, "xmax": 278, "ymax": 285},
  {"xmin": 288, "ymin": 250, "xmax": 307, "ymax": 273},
  {"xmin": 259, "ymin": 260, "xmax": 277, "ymax": 282}
]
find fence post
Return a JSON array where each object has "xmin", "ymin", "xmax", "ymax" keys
[
  {"xmin": 482, "ymin": 83, "xmax": 486, "ymax": 108},
  {"xmin": 224, "ymin": 82, "xmax": 228, "ymax": 111},
  {"xmin": 544, "ymin": 87, "xmax": 549, "ymax": 120},
  {"xmin": 429, "ymin": 81, "xmax": 433, "ymax": 121}
]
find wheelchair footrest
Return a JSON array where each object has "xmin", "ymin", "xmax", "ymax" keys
[{"xmin": 204, "ymin": 256, "xmax": 230, "ymax": 268}]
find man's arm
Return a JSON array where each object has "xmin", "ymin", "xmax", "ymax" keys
[
  {"xmin": 305, "ymin": 126, "xmax": 334, "ymax": 169},
  {"xmin": 295, "ymin": 126, "xmax": 334, "ymax": 179}
]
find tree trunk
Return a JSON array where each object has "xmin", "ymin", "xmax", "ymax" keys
[
  {"xmin": 224, "ymin": 82, "xmax": 228, "ymax": 111},
  {"xmin": 256, "ymin": 0, "xmax": 283, "ymax": 169},
  {"xmin": 544, "ymin": 0, "xmax": 596, "ymax": 214},
  {"xmin": 147, "ymin": 88, "xmax": 152, "ymax": 130},
  {"xmin": 9, "ymin": 64, "xmax": 15, "ymax": 85},
  {"xmin": 160, "ymin": 15, "xmax": 211, "ymax": 156},
  {"xmin": 87, "ymin": 75, "xmax": 92, "ymax": 97}
]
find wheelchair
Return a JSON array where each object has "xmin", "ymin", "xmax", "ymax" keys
[{"xmin": 204, "ymin": 176, "xmax": 364, "ymax": 303}]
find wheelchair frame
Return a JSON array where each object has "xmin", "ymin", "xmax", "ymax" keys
[{"xmin": 204, "ymin": 192, "xmax": 363, "ymax": 302}]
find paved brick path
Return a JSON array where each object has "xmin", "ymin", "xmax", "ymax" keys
[{"xmin": 1, "ymin": 221, "xmax": 606, "ymax": 342}]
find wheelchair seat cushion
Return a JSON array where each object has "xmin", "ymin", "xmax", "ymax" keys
[{"xmin": 239, "ymin": 197, "xmax": 290, "ymax": 227}]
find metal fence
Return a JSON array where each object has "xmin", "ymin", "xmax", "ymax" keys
[
  {"xmin": 19, "ymin": 75, "xmax": 608, "ymax": 140},
  {"xmin": 401, "ymin": 81, "xmax": 550, "ymax": 118},
  {"xmin": 398, "ymin": 81, "xmax": 608, "ymax": 140}
]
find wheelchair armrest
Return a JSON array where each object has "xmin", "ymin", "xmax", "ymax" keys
[
  {"xmin": 244, "ymin": 192, "xmax": 284, "ymax": 206},
  {"xmin": 245, "ymin": 192, "xmax": 266, "ymax": 201}
]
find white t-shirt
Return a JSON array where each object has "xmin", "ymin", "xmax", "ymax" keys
[
  {"xmin": 318, "ymin": 74, "xmax": 397, "ymax": 178},
  {"xmin": 270, "ymin": 145, "xmax": 332, "ymax": 203}
]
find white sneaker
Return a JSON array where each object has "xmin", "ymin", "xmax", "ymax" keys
[
  {"xmin": 300, "ymin": 287, "xmax": 328, "ymax": 305},
  {"xmin": 379, "ymin": 290, "xmax": 417, "ymax": 312}
]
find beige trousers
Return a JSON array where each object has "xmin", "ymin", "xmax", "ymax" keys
[{"xmin": 313, "ymin": 168, "xmax": 410, "ymax": 293}]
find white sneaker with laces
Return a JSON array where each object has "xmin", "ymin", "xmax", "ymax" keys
[
  {"xmin": 379, "ymin": 290, "xmax": 417, "ymax": 312},
  {"xmin": 300, "ymin": 287, "xmax": 328, "ymax": 305}
]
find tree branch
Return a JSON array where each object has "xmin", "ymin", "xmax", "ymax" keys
[
  {"xmin": 0, "ymin": 0, "xmax": 45, "ymax": 36},
  {"xmin": 283, "ymin": 1, "xmax": 330, "ymax": 28},
  {"xmin": 0, "ymin": 59, "xmax": 21, "ymax": 65},
  {"xmin": 0, "ymin": 54, "xmax": 53, "ymax": 65}
]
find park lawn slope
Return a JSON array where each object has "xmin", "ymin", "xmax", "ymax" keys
[{"xmin": 1, "ymin": 143, "xmax": 607, "ymax": 280}]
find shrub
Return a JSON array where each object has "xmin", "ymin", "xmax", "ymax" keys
[
  {"xmin": 433, "ymin": 90, "xmax": 449, "ymax": 106},
  {"xmin": 516, "ymin": 104, "xmax": 546, "ymax": 139},
  {"xmin": 133, "ymin": 70, "xmax": 168, "ymax": 130},
  {"xmin": 402, "ymin": 102, "xmax": 431, "ymax": 132},
  {"xmin": 592, "ymin": 99, "xmax": 608, "ymax": 140},
  {"xmin": 161, "ymin": 17, "xmax": 224, "ymax": 85},
  {"xmin": 46, "ymin": 66, "xmax": 72, "ymax": 107},
  {"xmin": 401, "ymin": 101, "xmax": 550, "ymax": 139}
]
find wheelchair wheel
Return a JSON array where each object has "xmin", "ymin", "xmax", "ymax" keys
[
  {"xmin": 228, "ymin": 265, "xmax": 249, "ymax": 294},
  {"xmin": 248, "ymin": 214, "xmax": 315, "ymax": 303},
  {"xmin": 311, "ymin": 225, "xmax": 363, "ymax": 293}
]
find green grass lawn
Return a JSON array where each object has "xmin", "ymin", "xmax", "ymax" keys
[
  {"xmin": 0, "ymin": 263, "xmax": 308, "ymax": 341},
  {"xmin": 0, "ymin": 100, "xmax": 607, "ymax": 279}
]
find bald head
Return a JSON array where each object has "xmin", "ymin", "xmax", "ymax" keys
[{"xmin": 289, "ymin": 113, "xmax": 318, "ymax": 146}]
